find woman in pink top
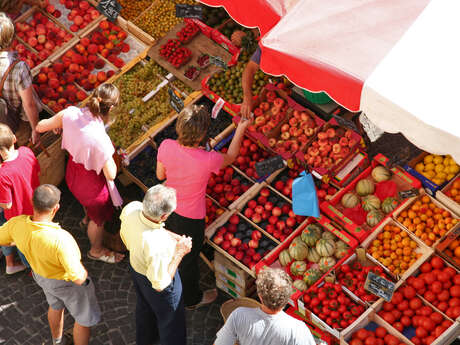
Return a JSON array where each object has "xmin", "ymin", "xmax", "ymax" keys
[
  {"xmin": 157, "ymin": 104, "xmax": 250, "ymax": 309},
  {"xmin": 36, "ymin": 84, "xmax": 124, "ymax": 264}
]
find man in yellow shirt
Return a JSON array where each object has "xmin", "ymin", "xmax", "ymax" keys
[
  {"xmin": 0, "ymin": 184, "xmax": 100, "ymax": 345},
  {"xmin": 120, "ymin": 184, "xmax": 192, "ymax": 345}
]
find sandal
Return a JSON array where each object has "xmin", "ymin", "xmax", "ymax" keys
[
  {"xmin": 87, "ymin": 251, "xmax": 124, "ymax": 264},
  {"xmin": 185, "ymin": 288, "xmax": 218, "ymax": 310}
]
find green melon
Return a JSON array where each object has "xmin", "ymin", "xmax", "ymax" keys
[
  {"xmin": 341, "ymin": 192, "xmax": 360, "ymax": 208},
  {"xmin": 290, "ymin": 260, "xmax": 307, "ymax": 276},
  {"xmin": 306, "ymin": 247, "xmax": 321, "ymax": 263},
  {"xmin": 303, "ymin": 268, "xmax": 322, "ymax": 286},
  {"xmin": 366, "ymin": 209, "xmax": 384, "ymax": 227},
  {"xmin": 362, "ymin": 195, "xmax": 381, "ymax": 211},
  {"xmin": 319, "ymin": 256, "xmax": 336, "ymax": 272},
  {"xmin": 335, "ymin": 246, "xmax": 349, "ymax": 259},
  {"xmin": 316, "ymin": 239, "xmax": 336, "ymax": 257},
  {"xmin": 382, "ymin": 197, "xmax": 399, "ymax": 214},
  {"xmin": 356, "ymin": 179, "xmax": 375, "ymax": 196},
  {"xmin": 336, "ymin": 240, "xmax": 349, "ymax": 248},
  {"xmin": 372, "ymin": 166, "xmax": 391, "ymax": 182},
  {"xmin": 301, "ymin": 225, "xmax": 321, "ymax": 247},
  {"xmin": 289, "ymin": 241, "xmax": 308, "ymax": 261},
  {"xmin": 293, "ymin": 279, "xmax": 307, "ymax": 291},
  {"xmin": 279, "ymin": 249, "xmax": 292, "ymax": 267},
  {"xmin": 322, "ymin": 231, "xmax": 336, "ymax": 241},
  {"xmin": 291, "ymin": 236, "xmax": 304, "ymax": 245}
]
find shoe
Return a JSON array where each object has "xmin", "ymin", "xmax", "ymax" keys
[
  {"xmin": 186, "ymin": 288, "xmax": 218, "ymax": 310},
  {"xmin": 6, "ymin": 264, "xmax": 26, "ymax": 275}
]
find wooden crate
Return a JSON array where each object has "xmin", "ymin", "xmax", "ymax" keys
[
  {"xmin": 36, "ymin": 133, "xmax": 66, "ymax": 186},
  {"xmin": 435, "ymin": 226, "xmax": 460, "ymax": 270},
  {"xmin": 435, "ymin": 172, "xmax": 460, "ymax": 217},
  {"xmin": 360, "ymin": 218, "xmax": 433, "ymax": 285},
  {"xmin": 215, "ymin": 270, "xmax": 255, "ymax": 296},
  {"xmin": 216, "ymin": 273, "xmax": 257, "ymax": 299},
  {"xmin": 214, "ymin": 251, "xmax": 254, "ymax": 288}
]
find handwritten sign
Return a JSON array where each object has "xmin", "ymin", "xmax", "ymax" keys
[
  {"xmin": 97, "ymin": 0, "xmax": 121, "ymax": 22},
  {"xmin": 168, "ymin": 88, "xmax": 184, "ymax": 113},
  {"xmin": 209, "ymin": 55, "xmax": 227, "ymax": 70},
  {"xmin": 175, "ymin": 4, "xmax": 203, "ymax": 19},
  {"xmin": 398, "ymin": 188, "xmax": 420, "ymax": 199},
  {"xmin": 364, "ymin": 271, "xmax": 395, "ymax": 302},
  {"xmin": 255, "ymin": 155, "xmax": 285, "ymax": 177}
]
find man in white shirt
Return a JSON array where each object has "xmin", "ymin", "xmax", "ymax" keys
[
  {"xmin": 214, "ymin": 268, "xmax": 316, "ymax": 345},
  {"xmin": 120, "ymin": 185, "xmax": 192, "ymax": 345}
]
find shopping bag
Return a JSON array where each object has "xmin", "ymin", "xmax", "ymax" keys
[{"xmin": 292, "ymin": 171, "xmax": 320, "ymax": 217}]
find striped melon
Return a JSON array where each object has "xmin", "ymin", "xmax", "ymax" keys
[
  {"xmin": 290, "ymin": 260, "xmax": 307, "ymax": 276},
  {"xmin": 306, "ymin": 247, "xmax": 321, "ymax": 263},
  {"xmin": 289, "ymin": 241, "xmax": 308, "ymax": 261},
  {"xmin": 316, "ymin": 239, "xmax": 336, "ymax": 257},
  {"xmin": 356, "ymin": 179, "xmax": 375, "ymax": 196},
  {"xmin": 301, "ymin": 226, "xmax": 321, "ymax": 247},
  {"xmin": 319, "ymin": 256, "xmax": 336, "ymax": 272},
  {"xmin": 362, "ymin": 195, "xmax": 381, "ymax": 211},
  {"xmin": 382, "ymin": 197, "xmax": 399, "ymax": 214},
  {"xmin": 341, "ymin": 193, "xmax": 359, "ymax": 208},
  {"xmin": 372, "ymin": 166, "xmax": 391, "ymax": 182},
  {"xmin": 279, "ymin": 249, "xmax": 292, "ymax": 267},
  {"xmin": 303, "ymin": 268, "xmax": 322, "ymax": 286},
  {"xmin": 293, "ymin": 279, "xmax": 307, "ymax": 291}
]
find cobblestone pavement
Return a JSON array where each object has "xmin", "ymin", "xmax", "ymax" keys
[{"xmin": 0, "ymin": 184, "xmax": 229, "ymax": 345}]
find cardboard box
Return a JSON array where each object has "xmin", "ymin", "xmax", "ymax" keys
[{"xmin": 214, "ymin": 251, "xmax": 254, "ymax": 288}]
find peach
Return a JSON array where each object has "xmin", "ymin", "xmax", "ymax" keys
[
  {"xmin": 69, "ymin": 63, "xmax": 79, "ymax": 73},
  {"xmin": 87, "ymin": 44, "xmax": 98, "ymax": 54},
  {"xmin": 37, "ymin": 73, "xmax": 48, "ymax": 83},
  {"xmin": 48, "ymin": 78, "xmax": 60, "ymax": 89},
  {"xmin": 94, "ymin": 59, "xmax": 105, "ymax": 69},
  {"xmin": 28, "ymin": 37, "xmax": 37, "ymax": 47},
  {"xmin": 88, "ymin": 74, "xmax": 97, "ymax": 84},
  {"xmin": 96, "ymin": 71, "xmax": 106, "ymax": 82},
  {"xmin": 80, "ymin": 37, "xmax": 90, "ymax": 47},
  {"xmin": 76, "ymin": 91, "xmax": 87, "ymax": 101}
]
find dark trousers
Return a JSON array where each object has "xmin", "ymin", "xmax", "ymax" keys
[
  {"xmin": 129, "ymin": 265, "xmax": 186, "ymax": 345},
  {"xmin": 165, "ymin": 212, "xmax": 205, "ymax": 307}
]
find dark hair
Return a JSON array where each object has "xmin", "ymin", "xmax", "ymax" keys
[
  {"xmin": 0, "ymin": 124, "xmax": 14, "ymax": 150},
  {"xmin": 33, "ymin": 185, "xmax": 61, "ymax": 213},
  {"xmin": 87, "ymin": 83, "xmax": 120, "ymax": 118},
  {"xmin": 176, "ymin": 105, "xmax": 210, "ymax": 147}
]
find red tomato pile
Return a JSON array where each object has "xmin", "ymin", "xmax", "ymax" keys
[
  {"xmin": 348, "ymin": 326, "xmax": 404, "ymax": 345},
  {"xmin": 337, "ymin": 262, "xmax": 389, "ymax": 302},
  {"xmin": 377, "ymin": 285, "xmax": 453, "ymax": 345},
  {"xmin": 303, "ymin": 282, "xmax": 366, "ymax": 329},
  {"xmin": 406, "ymin": 256, "xmax": 460, "ymax": 320}
]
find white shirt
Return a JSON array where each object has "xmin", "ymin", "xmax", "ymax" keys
[{"xmin": 120, "ymin": 201, "xmax": 176, "ymax": 290}]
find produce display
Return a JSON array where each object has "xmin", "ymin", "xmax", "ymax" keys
[
  {"xmin": 171, "ymin": 78, "xmax": 194, "ymax": 95},
  {"xmin": 45, "ymin": 0, "xmax": 100, "ymax": 33},
  {"xmin": 368, "ymin": 222, "xmax": 421, "ymax": 276},
  {"xmin": 201, "ymin": 6, "xmax": 228, "ymax": 28},
  {"xmin": 440, "ymin": 236, "xmax": 460, "ymax": 267},
  {"xmin": 249, "ymin": 90, "xmax": 287, "ymax": 135},
  {"xmin": 348, "ymin": 325, "xmax": 408, "ymax": 345},
  {"xmin": 134, "ymin": 0, "xmax": 196, "ymax": 40},
  {"xmin": 395, "ymin": 195, "xmax": 458, "ymax": 246},
  {"xmin": 406, "ymin": 256, "xmax": 460, "ymax": 320},
  {"xmin": 15, "ymin": 10, "xmax": 73, "ymax": 64},
  {"xmin": 337, "ymin": 261, "xmax": 390, "ymax": 303},
  {"xmin": 12, "ymin": 39, "xmax": 42, "ymax": 70},
  {"xmin": 206, "ymin": 166, "xmax": 252, "ymax": 208},
  {"xmin": 119, "ymin": 0, "xmax": 152, "ymax": 21},
  {"xmin": 303, "ymin": 124, "xmax": 360, "ymax": 171},
  {"xmin": 414, "ymin": 154, "xmax": 459, "ymax": 186},
  {"xmin": 277, "ymin": 222, "xmax": 350, "ymax": 289},
  {"xmin": 109, "ymin": 60, "xmax": 172, "ymax": 147},
  {"xmin": 443, "ymin": 176, "xmax": 460, "ymax": 204},
  {"xmin": 377, "ymin": 284, "xmax": 455, "ymax": 345},
  {"xmin": 316, "ymin": 181, "xmax": 338, "ymax": 204},
  {"xmin": 126, "ymin": 145, "xmax": 160, "ymax": 189},
  {"xmin": 184, "ymin": 66, "xmax": 200, "ymax": 80},
  {"xmin": 239, "ymin": 187, "xmax": 306, "ymax": 242},
  {"xmin": 207, "ymin": 61, "xmax": 270, "ymax": 104},
  {"xmin": 176, "ymin": 22, "xmax": 199, "ymax": 43},
  {"xmin": 206, "ymin": 197, "xmax": 225, "ymax": 226},
  {"xmin": 211, "ymin": 214, "xmax": 277, "ymax": 269},
  {"xmin": 302, "ymin": 282, "xmax": 366, "ymax": 329},
  {"xmin": 269, "ymin": 161, "xmax": 305, "ymax": 199}
]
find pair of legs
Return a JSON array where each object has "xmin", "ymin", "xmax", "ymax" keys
[
  {"xmin": 1, "ymin": 245, "xmax": 27, "ymax": 274},
  {"xmin": 48, "ymin": 308, "xmax": 89, "ymax": 345}
]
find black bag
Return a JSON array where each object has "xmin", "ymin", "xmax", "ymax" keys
[{"xmin": 0, "ymin": 60, "xmax": 21, "ymax": 132}]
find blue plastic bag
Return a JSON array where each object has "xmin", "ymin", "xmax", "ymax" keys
[{"xmin": 292, "ymin": 171, "xmax": 320, "ymax": 218}]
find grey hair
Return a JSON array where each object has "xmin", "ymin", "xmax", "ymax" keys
[
  {"xmin": 143, "ymin": 185, "xmax": 177, "ymax": 219},
  {"xmin": 256, "ymin": 268, "xmax": 292, "ymax": 311}
]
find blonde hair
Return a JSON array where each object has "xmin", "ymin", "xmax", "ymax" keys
[
  {"xmin": 256, "ymin": 268, "xmax": 292, "ymax": 311},
  {"xmin": 87, "ymin": 83, "xmax": 120, "ymax": 118},
  {"xmin": 175, "ymin": 104, "xmax": 210, "ymax": 147},
  {"xmin": 0, "ymin": 123, "xmax": 15, "ymax": 150},
  {"xmin": 0, "ymin": 12, "xmax": 15, "ymax": 50}
]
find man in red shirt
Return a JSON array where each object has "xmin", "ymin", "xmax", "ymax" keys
[{"xmin": 0, "ymin": 124, "xmax": 40, "ymax": 274}]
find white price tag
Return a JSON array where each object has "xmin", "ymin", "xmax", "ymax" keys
[{"xmin": 212, "ymin": 98, "xmax": 225, "ymax": 119}]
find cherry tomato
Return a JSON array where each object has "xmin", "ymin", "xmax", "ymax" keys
[
  {"xmin": 403, "ymin": 285, "xmax": 416, "ymax": 299},
  {"xmin": 411, "ymin": 277, "xmax": 425, "ymax": 290},
  {"xmin": 450, "ymin": 285, "xmax": 460, "ymax": 297},
  {"xmin": 430, "ymin": 256, "xmax": 444, "ymax": 269},
  {"xmin": 423, "ymin": 290, "xmax": 436, "ymax": 303},
  {"xmin": 438, "ymin": 290, "xmax": 450, "ymax": 301},
  {"xmin": 430, "ymin": 312, "xmax": 444, "ymax": 325},
  {"xmin": 430, "ymin": 281, "xmax": 442, "ymax": 293},
  {"xmin": 419, "ymin": 262, "xmax": 432, "ymax": 273},
  {"xmin": 409, "ymin": 298, "xmax": 422, "ymax": 310},
  {"xmin": 375, "ymin": 327, "xmax": 387, "ymax": 338}
]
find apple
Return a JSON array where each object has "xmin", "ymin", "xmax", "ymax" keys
[
  {"xmin": 228, "ymin": 224, "xmax": 237, "ymax": 233},
  {"xmin": 235, "ymin": 251, "xmax": 244, "ymax": 261},
  {"xmin": 276, "ymin": 220, "xmax": 286, "ymax": 231},
  {"xmin": 254, "ymin": 205, "xmax": 264, "ymax": 214},
  {"xmin": 268, "ymin": 215, "xmax": 278, "ymax": 225},
  {"xmin": 273, "ymin": 230, "xmax": 281, "ymax": 239},
  {"xmin": 229, "ymin": 214, "xmax": 239, "ymax": 225},
  {"xmin": 260, "ymin": 188, "xmax": 270, "ymax": 197},
  {"xmin": 286, "ymin": 217, "xmax": 296, "ymax": 228},
  {"xmin": 257, "ymin": 196, "xmax": 267, "ymax": 205},
  {"xmin": 266, "ymin": 224, "xmax": 275, "ymax": 234},
  {"xmin": 272, "ymin": 207, "xmax": 282, "ymax": 217},
  {"xmin": 244, "ymin": 208, "xmax": 254, "ymax": 218},
  {"xmin": 251, "ymin": 213, "xmax": 262, "ymax": 224},
  {"xmin": 231, "ymin": 238, "xmax": 241, "ymax": 247},
  {"xmin": 247, "ymin": 200, "xmax": 257, "ymax": 209},
  {"xmin": 264, "ymin": 201, "xmax": 274, "ymax": 212},
  {"xmin": 213, "ymin": 235, "xmax": 223, "ymax": 245},
  {"xmin": 248, "ymin": 240, "xmax": 259, "ymax": 249},
  {"xmin": 242, "ymin": 256, "xmax": 251, "ymax": 266},
  {"xmin": 252, "ymin": 230, "xmax": 262, "ymax": 241},
  {"xmin": 224, "ymin": 233, "xmax": 234, "ymax": 241},
  {"xmin": 253, "ymin": 253, "xmax": 262, "ymax": 262},
  {"xmin": 222, "ymin": 240, "xmax": 231, "ymax": 250}
]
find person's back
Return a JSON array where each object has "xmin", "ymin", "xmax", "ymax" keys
[{"xmin": 220, "ymin": 307, "xmax": 311, "ymax": 345}]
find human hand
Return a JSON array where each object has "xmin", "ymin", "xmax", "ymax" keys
[
  {"xmin": 237, "ymin": 114, "xmax": 252, "ymax": 130},
  {"xmin": 31, "ymin": 130, "xmax": 41, "ymax": 147},
  {"xmin": 240, "ymin": 96, "xmax": 252, "ymax": 120},
  {"xmin": 176, "ymin": 235, "xmax": 192, "ymax": 256}
]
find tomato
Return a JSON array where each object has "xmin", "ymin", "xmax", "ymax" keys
[
  {"xmin": 437, "ymin": 301, "xmax": 448, "ymax": 312},
  {"xmin": 401, "ymin": 315, "xmax": 411, "ymax": 327},
  {"xmin": 375, "ymin": 327, "xmax": 387, "ymax": 338},
  {"xmin": 423, "ymin": 290, "xmax": 436, "ymax": 303},
  {"xmin": 411, "ymin": 277, "xmax": 425, "ymax": 290},
  {"xmin": 383, "ymin": 302, "xmax": 394, "ymax": 311},
  {"xmin": 355, "ymin": 329, "xmax": 369, "ymax": 340},
  {"xmin": 431, "ymin": 256, "xmax": 445, "ymax": 269},
  {"xmin": 364, "ymin": 337, "xmax": 377, "ymax": 345},
  {"xmin": 443, "ymin": 281, "xmax": 452, "ymax": 289},
  {"xmin": 318, "ymin": 291, "xmax": 327, "ymax": 300},
  {"xmin": 430, "ymin": 281, "xmax": 443, "ymax": 293},
  {"xmin": 403, "ymin": 285, "xmax": 416, "ymax": 299},
  {"xmin": 415, "ymin": 327, "xmax": 428, "ymax": 338},
  {"xmin": 411, "ymin": 336, "xmax": 421, "ymax": 345},
  {"xmin": 422, "ymin": 318, "xmax": 435, "ymax": 332},
  {"xmin": 437, "ymin": 271, "xmax": 451, "ymax": 282},
  {"xmin": 425, "ymin": 335, "xmax": 436, "ymax": 345},
  {"xmin": 375, "ymin": 340, "xmax": 384, "ymax": 345},
  {"xmin": 406, "ymin": 276, "xmax": 416, "ymax": 286},
  {"xmin": 430, "ymin": 312, "xmax": 444, "ymax": 325},
  {"xmin": 441, "ymin": 319, "xmax": 452, "ymax": 328},
  {"xmin": 402, "ymin": 308, "xmax": 414, "ymax": 317},
  {"xmin": 392, "ymin": 291, "xmax": 403, "ymax": 304},
  {"xmin": 409, "ymin": 298, "xmax": 422, "ymax": 310},
  {"xmin": 420, "ymin": 306, "xmax": 432, "ymax": 316},
  {"xmin": 393, "ymin": 321, "xmax": 404, "ymax": 332},
  {"xmin": 434, "ymin": 325, "xmax": 446, "ymax": 338},
  {"xmin": 412, "ymin": 315, "xmax": 421, "ymax": 327},
  {"xmin": 454, "ymin": 274, "xmax": 460, "ymax": 285},
  {"xmin": 383, "ymin": 334, "xmax": 399, "ymax": 345},
  {"xmin": 450, "ymin": 285, "xmax": 460, "ymax": 297},
  {"xmin": 419, "ymin": 262, "xmax": 432, "ymax": 273},
  {"xmin": 341, "ymin": 264, "xmax": 351, "ymax": 273},
  {"xmin": 438, "ymin": 290, "xmax": 450, "ymax": 301},
  {"xmin": 382, "ymin": 312, "xmax": 395, "ymax": 324},
  {"xmin": 448, "ymin": 306, "xmax": 460, "ymax": 318},
  {"xmin": 350, "ymin": 339, "xmax": 364, "ymax": 345},
  {"xmin": 397, "ymin": 300, "xmax": 409, "ymax": 311},
  {"xmin": 392, "ymin": 309, "xmax": 402, "ymax": 320},
  {"xmin": 443, "ymin": 266, "xmax": 456, "ymax": 277},
  {"xmin": 423, "ymin": 272, "xmax": 436, "ymax": 285}
]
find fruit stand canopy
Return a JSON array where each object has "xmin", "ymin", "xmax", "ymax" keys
[{"xmin": 199, "ymin": 0, "xmax": 460, "ymax": 162}]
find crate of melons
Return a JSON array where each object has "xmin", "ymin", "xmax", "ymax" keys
[
  {"xmin": 320, "ymin": 153, "xmax": 422, "ymax": 243},
  {"xmin": 254, "ymin": 215, "xmax": 358, "ymax": 309}
]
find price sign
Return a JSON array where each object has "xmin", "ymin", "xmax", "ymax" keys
[
  {"xmin": 398, "ymin": 188, "xmax": 420, "ymax": 199},
  {"xmin": 255, "ymin": 155, "xmax": 285, "ymax": 177},
  {"xmin": 168, "ymin": 88, "xmax": 184, "ymax": 113},
  {"xmin": 175, "ymin": 4, "xmax": 203, "ymax": 19},
  {"xmin": 332, "ymin": 114, "xmax": 359, "ymax": 133},
  {"xmin": 97, "ymin": 0, "xmax": 121, "ymax": 22},
  {"xmin": 209, "ymin": 55, "xmax": 227, "ymax": 70},
  {"xmin": 364, "ymin": 271, "xmax": 395, "ymax": 302}
]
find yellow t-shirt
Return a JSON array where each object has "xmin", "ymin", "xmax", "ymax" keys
[{"xmin": 0, "ymin": 215, "xmax": 85, "ymax": 281}]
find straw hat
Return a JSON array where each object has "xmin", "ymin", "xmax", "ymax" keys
[{"xmin": 220, "ymin": 297, "xmax": 262, "ymax": 322}]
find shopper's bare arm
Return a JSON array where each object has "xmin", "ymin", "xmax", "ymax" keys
[
  {"xmin": 18, "ymin": 86, "xmax": 40, "ymax": 144},
  {"xmin": 221, "ymin": 117, "xmax": 251, "ymax": 167}
]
